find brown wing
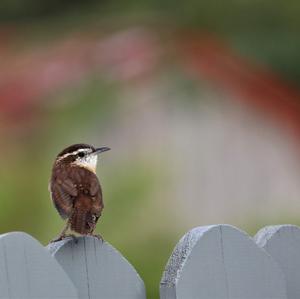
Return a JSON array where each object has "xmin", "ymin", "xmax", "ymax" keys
[
  {"xmin": 69, "ymin": 168, "xmax": 104, "ymax": 234},
  {"xmin": 79, "ymin": 168, "xmax": 103, "ymax": 216},
  {"xmin": 50, "ymin": 166, "xmax": 103, "ymax": 221},
  {"xmin": 50, "ymin": 170, "xmax": 78, "ymax": 219}
]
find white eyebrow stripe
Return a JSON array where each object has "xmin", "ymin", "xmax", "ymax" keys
[
  {"xmin": 57, "ymin": 148, "xmax": 91, "ymax": 161},
  {"xmin": 77, "ymin": 148, "xmax": 90, "ymax": 153}
]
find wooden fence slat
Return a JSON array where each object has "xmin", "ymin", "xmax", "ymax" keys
[
  {"xmin": 255, "ymin": 225, "xmax": 300, "ymax": 299},
  {"xmin": 0, "ymin": 232, "xmax": 78, "ymax": 298},
  {"xmin": 1, "ymin": 225, "xmax": 298, "ymax": 299},
  {"xmin": 47, "ymin": 236, "xmax": 146, "ymax": 299},
  {"xmin": 160, "ymin": 225, "xmax": 287, "ymax": 299}
]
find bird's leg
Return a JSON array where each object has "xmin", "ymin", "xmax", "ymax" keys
[{"xmin": 50, "ymin": 219, "xmax": 71, "ymax": 242}]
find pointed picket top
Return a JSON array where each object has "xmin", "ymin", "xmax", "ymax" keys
[
  {"xmin": 0, "ymin": 232, "xmax": 78, "ymax": 298},
  {"xmin": 47, "ymin": 236, "xmax": 146, "ymax": 299},
  {"xmin": 160, "ymin": 224, "xmax": 287, "ymax": 299},
  {"xmin": 255, "ymin": 225, "xmax": 300, "ymax": 299}
]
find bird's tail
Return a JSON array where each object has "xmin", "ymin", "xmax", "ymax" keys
[{"xmin": 70, "ymin": 208, "xmax": 89, "ymax": 234}]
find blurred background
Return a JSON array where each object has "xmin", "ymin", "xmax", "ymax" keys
[{"xmin": 1, "ymin": 1, "xmax": 300, "ymax": 298}]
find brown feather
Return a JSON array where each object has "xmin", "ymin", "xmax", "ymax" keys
[{"xmin": 50, "ymin": 160, "xmax": 103, "ymax": 234}]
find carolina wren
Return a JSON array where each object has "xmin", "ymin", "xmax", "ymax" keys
[{"xmin": 49, "ymin": 143, "xmax": 110, "ymax": 241}]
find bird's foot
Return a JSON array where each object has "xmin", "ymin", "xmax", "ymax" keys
[
  {"xmin": 88, "ymin": 233, "xmax": 104, "ymax": 242},
  {"xmin": 50, "ymin": 234, "xmax": 66, "ymax": 243},
  {"xmin": 50, "ymin": 234, "xmax": 78, "ymax": 243}
]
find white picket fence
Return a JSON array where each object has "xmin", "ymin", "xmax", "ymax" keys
[{"xmin": 0, "ymin": 224, "xmax": 299, "ymax": 298}]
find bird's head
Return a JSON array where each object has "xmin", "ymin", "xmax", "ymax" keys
[{"xmin": 55, "ymin": 143, "xmax": 110, "ymax": 173}]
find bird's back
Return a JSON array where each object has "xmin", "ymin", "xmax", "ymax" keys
[{"xmin": 50, "ymin": 164, "xmax": 103, "ymax": 234}]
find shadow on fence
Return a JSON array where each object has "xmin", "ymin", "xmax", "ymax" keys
[{"xmin": 0, "ymin": 224, "xmax": 299, "ymax": 298}]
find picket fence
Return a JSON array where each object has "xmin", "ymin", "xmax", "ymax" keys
[{"xmin": 0, "ymin": 224, "xmax": 299, "ymax": 299}]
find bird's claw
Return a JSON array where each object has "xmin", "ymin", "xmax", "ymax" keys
[
  {"xmin": 88, "ymin": 233, "xmax": 104, "ymax": 242},
  {"xmin": 50, "ymin": 234, "xmax": 78, "ymax": 243},
  {"xmin": 50, "ymin": 235, "xmax": 65, "ymax": 243}
]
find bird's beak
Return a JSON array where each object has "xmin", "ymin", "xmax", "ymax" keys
[{"xmin": 93, "ymin": 146, "xmax": 111, "ymax": 155}]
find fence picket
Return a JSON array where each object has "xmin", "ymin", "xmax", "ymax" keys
[
  {"xmin": 0, "ymin": 232, "xmax": 78, "ymax": 298},
  {"xmin": 47, "ymin": 236, "xmax": 146, "ymax": 299},
  {"xmin": 255, "ymin": 225, "xmax": 300, "ymax": 299},
  {"xmin": 0, "ymin": 224, "xmax": 298, "ymax": 299},
  {"xmin": 160, "ymin": 225, "xmax": 287, "ymax": 299}
]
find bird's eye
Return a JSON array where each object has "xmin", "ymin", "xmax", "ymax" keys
[{"xmin": 78, "ymin": 152, "xmax": 85, "ymax": 158}]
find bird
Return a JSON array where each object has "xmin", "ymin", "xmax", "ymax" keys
[{"xmin": 49, "ymin": 143, "xmax": 110, "ymax": 242}]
